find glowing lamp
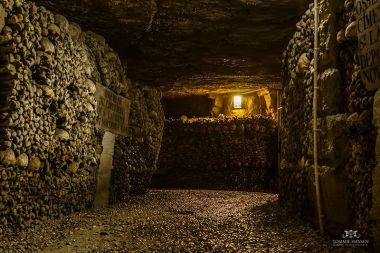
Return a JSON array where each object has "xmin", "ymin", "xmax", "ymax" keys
[{"xmin": 233, "ymin": 95, "xmax": 242, "ymax": 109}]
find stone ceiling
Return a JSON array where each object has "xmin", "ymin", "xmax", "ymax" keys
[{"xmin": 34, "ymin": 0, "xmax": 311, "ymax": 91}]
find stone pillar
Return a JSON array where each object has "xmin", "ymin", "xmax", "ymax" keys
[
  {"xmin": 94, "ymin": 132, "xmax": 116, "ymax": 208},
  {"xmin": 372, "ymin": 90, "xmax": 380, "ymax": 250},
  {"xmin": 258, "ymin": 89, "xmax": 274, "ymax": 117},
  {"xmin": 210, "ymin": 94, "xmax": 223, "ymax": 117}
]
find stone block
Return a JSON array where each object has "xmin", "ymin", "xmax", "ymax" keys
[
  {"xmin": 320, "ymin": 166, "xmax": 351, "ymax": 225},
  {"xmin": 320, "ymin": 69, "xmax": 344, "ymax": 115},
  {"xmin": 319, "ymin": 14, "xmax": 339, "ymax": 68},
  {"xmin": 320, "ymin": 114, "xmax": 351, "ymax": 169}
]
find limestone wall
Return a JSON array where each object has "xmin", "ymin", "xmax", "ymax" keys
[
  {"xmin": 0, "ymin": 0, "xmax": 163, "ymax": 230},
  {"xmin": 162, "ymin": 90, "xmax": 277, "ymax": 119},
  {"xmin": 210, "ymin": 91, "xmax": 277, "ymax": 118},
  {"xmin": 281, "ymin": 0, "xmax": 377, "ymax": 244},
  {"xmin": 153, "ymin": 116, "xmax": 278, "ymax": 190}
]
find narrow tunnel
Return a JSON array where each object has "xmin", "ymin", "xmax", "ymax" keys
[
  {"xmin": 151, "ymin": 89, "xmax": 279, "ymax": 191},
  {"xmin": 0, "ymin": 0, "xmax": 378, "ymax": 252}
]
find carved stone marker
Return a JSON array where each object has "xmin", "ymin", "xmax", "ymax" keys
[
  {"xmin": 356, "ymin": 0, "xmax": 380, "ymax": 90},
  {"xmin": 94, "ymin": 131, "xmax": 115, "ymax": 208},
  {"xmin": 95, "ymin": 84, "xmax": 131, "ymax": 136},
  {"xmin": 94, "ymin": 84, "xmax": 130, "ymax": 207}
]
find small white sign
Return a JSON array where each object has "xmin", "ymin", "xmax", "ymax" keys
[
  {"xmin": 356, "ymin": 0, "xmax": 380, "ymax": 90},
  {"xmin": 95, "ymin": 84, "xmax": 131, "ymax": 136}
]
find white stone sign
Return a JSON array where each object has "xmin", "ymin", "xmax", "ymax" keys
[
  {"xmin": 356, "ymin": 0, "xmax": 380, "ymax": 90},
  {"xmin": 95, "ymin": 84, "xmax": 131, "ymax": 136}
]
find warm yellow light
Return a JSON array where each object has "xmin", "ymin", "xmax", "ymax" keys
[{"xmin": 233, "ymin": 95, "xmax": 242, "ymax": 109}]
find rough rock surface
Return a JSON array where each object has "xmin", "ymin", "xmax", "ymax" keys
[
  {"xmin": 0, "ymin": 0, "xmax": 163, "ymax": 230},
  {"xmin": 281, "ymin": 0, "xmax": 376, "ymax": 243},
  {"xmin": 33, "ymin": 0, "xmax": 311, "ymax": 89},
  {"xmin": 0, "ymin": 0, "xmax": 104, "ymax": 230},
  {"xmin": 0, "ymin": 190, "xmax": 366, "ymax": 253}
]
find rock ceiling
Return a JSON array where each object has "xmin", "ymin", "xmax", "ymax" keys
[{"xmin": 34, "ymin": 0, "xmax": 311, "ymax": 91}]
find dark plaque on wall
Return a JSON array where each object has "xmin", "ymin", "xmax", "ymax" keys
[
  {"xmin": 356, "ymin": 0, "xmax": 380, "ymax": 90},
  {"xmin": 95, "ymin": 84, "xmax": 131, "ymax": 136}
]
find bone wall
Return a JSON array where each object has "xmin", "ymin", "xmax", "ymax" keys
[
  {"xmin": 0, "ymin": 0, "xmax": 163, "ymax": 230},
  {"xmin": 281, "ymin": 0, "xmax": 376, "ymax": 244},
  {"xmin": 111, "ymin": 85, "xmax": 164, "ymax": 201},
  {"xmin": 153, "ymin": 116, "xmax": 278, "ymax": 191}
]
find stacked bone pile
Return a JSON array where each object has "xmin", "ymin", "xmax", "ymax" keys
[
  {"xmin": 280, "ymin": 3, "xmax": 314, "ymax": 215},
  {"xmin": 83, "ymin": 31, "xmax": 129, "ymax": 97},
  {"xmin": 110, "ymin": 85, "xmax": 164, "ymax": 201},
  {"xmin": 281, "ymin": 0, "xmax": 376, "ymax": 240},
  {"xmin": 154, "ymin": 116, "xmax": 278, "ymax": 191},
  {"xmin": 338, "ymin": 0, "xmax": 376, "ymax": 238},
  {"xmin": 0, "ymin": 0, "xmax": 129, "ymax": 230}
]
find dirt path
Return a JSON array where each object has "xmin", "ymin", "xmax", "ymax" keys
[{"xmin": 0, "ymin": 190, "xmax": 367, "ymax": 253}]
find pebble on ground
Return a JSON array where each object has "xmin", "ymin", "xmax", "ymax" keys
[{"xmin": 0, "ymin": 190, "xmax": 370, "ymax": 253}]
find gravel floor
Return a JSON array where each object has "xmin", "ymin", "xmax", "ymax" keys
[{"xmin": 0, "ymin": 190, "xmax": 369, "ymax": 253}]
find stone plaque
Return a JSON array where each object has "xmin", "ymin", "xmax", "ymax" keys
[
  {"xmin": 95, "ymin": 84, "xmax": 131, "ymax": 136},
  {"xmin": 94, "ymin": 131, "xmax": 115, "ymax": 208},
  {"xmin": 356, "ymin": 0, "xmax": 380, "ymax": 90}
]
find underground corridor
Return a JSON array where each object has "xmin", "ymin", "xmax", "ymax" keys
[{"xmin": 0, "ymin": 0, "xmax": 379, "ymax": 252}]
